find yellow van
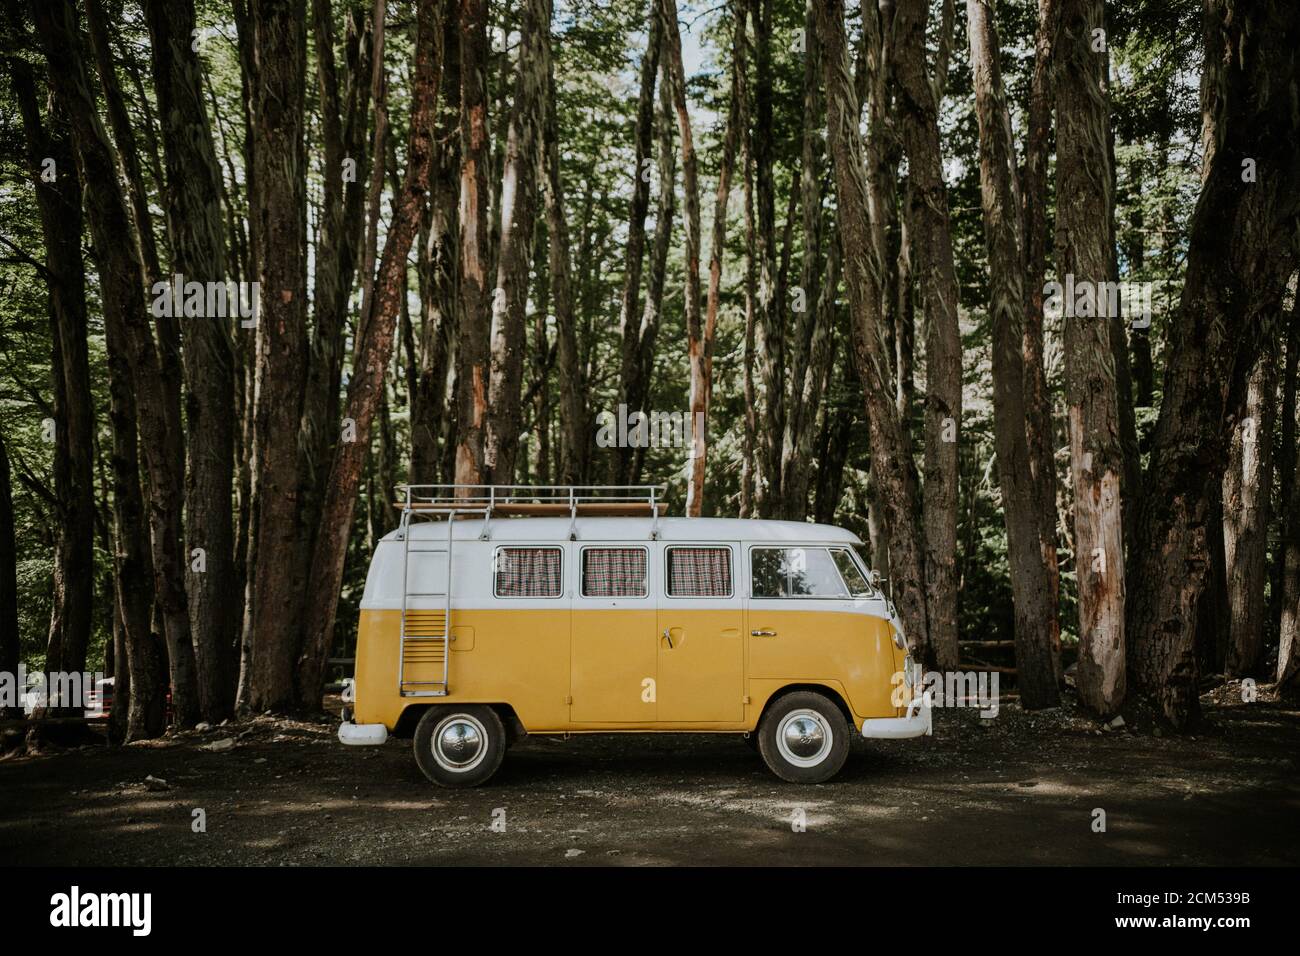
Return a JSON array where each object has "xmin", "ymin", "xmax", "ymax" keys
[{"xmin": 337, "ymin": 485, "xmax": 931, "ymax": 786}]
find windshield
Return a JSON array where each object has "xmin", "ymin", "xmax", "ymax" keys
[{"xmin": 832, "ymin": 548, "xmax": 875, "ymax": 598}]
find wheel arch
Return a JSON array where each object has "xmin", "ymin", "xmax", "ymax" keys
[
  {"xmin": 755, "ymin": 683, "xmax": 856, "ymax": 733},
  {"xmin": 394, "ymin": 701, "xmax": 524, "ymax": 741}
]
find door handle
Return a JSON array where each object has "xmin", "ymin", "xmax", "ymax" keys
[
  {"xmin": 751, "ymin": 629, "xmax": 777, "ymax": 637},
  {"xmin": 662, "ymin": 627, "xmax": 674, "ymax": 648}
]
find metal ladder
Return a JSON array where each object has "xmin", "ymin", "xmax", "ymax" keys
[{"xmin": 397, "ymin": 504, "xmax": 462, "ymax": 698}]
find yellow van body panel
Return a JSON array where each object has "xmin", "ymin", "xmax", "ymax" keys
[
  {"xmin": 570, "ymin": 607, "xmax": 657, "ymax": 722},
  {"xmin": 353, "ymin": 606, "xmax": 905, "ymax": 733},
  {"xmin": 656, "ymin": 608, "xmax": 744, "ymax": 722},
  {"xmin": 747, "ymin": 608, "xmax": 900, "ymax": 717}
]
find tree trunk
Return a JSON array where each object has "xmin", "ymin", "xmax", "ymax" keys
[
  {"xmin": 628, "ymin": 54, "xmax": 677, "ymax": 486},
  {"xmin": 1128, "ymin": 0, "xmax": 1300, "ymax": 728},
  {"xmin": 893, "ymin": 0, "xmax": 962, "ymax": 670},
  {"xmin": 108, "ymin": 355, "xmax": 167, "ymax": 738},
  {"xmin": 486, "ymin": 2, "xmax": 515, "ymax": 287},
  {"xmin": 453, "ymin": 0, "xmax": 492, "ymax": 489},
  {"xmin": 412, "ymin": 0, "xmax": 459, "ymax": 484},
  {"xmin": 661, "ymin": 0, "xmax": 706, "ymax": 515},
  {"xmin": 1106, "ymin": 106, "xmax": 1141, "ymax": 556},
  {"xmin": 232, "ymin": 0, "xmax": 258, "ymax": 712},
  {"xmin": 84, "ymin": 0, "xmax": 162, "ymax": 287},
  {"xmin": 699, "ymin": 2, "xmax": 745, "ymax": 509},
  {"xmin": 298, "ymin": 0, "xmax": 373, "ymax": 638},
  {"xmin": 239, "ymin": 0, "xmax": 310, "ymax": 713},
  {"xmin": 296, "ymin": 0, "xmax": 442, "ymax": 709},
  {"xmin": 777, "ymin": 0, "xmax": 828, "ymax": 521},
  {"xmin": 613, "ymin": 0, "xmax": 664, "ymax": 485},
  {"xmin": 1126, "ymin": 157, "xmax": 1154, "ymax": 408},
  {"xmin": 1273, "ymin": 302, "xmax": 1299, "ymax": 657},
  {"xmin": 815, "ymin": 348, "xmax": 857, "ymax": 527},
  {"xmin": 10, "ymin": 61, "xmax": 95, "ymax": 711},
  {"xmin": 1195, "ymin": 479, "xmax": 1230, "ymax": 674},
  {"xmin": 861, "ymin": 0, "xmax": 903, "ymax": 436},
  {"xmin": 143, "ymin": 0, "xmax": 239, "ymax": 723},
  {"xmin": 752, "ymin": 0, "xmax": 784, "ymax": 514},
  {"xmin": 1021, "ymin": 0, "xmax": 1062, "ymax": 665},
  {"xmin": 528, "ymin": 225, "xmax": 552, "ymax": 485},
  {"xmin": 1277, "ymin": 320, "xmax": 1300, "ymax": 688},
  {"xmin": 0, "ymin": 435, "xmax": 20, "ymax": 719},
  {"xmin": 483, "ymin": 0, "xmax": 550, "ymax": 485},
  {"xmin": 817, "ymin": 0, "xmax": 929, "ymax": 654},
  {"xmin": 741, "ymin": 116, "xmax": 758, "ymax": 518},
  {"xmin": 967, "ymin": 0, "xmax": 1060, "ymax": 708},
  {"xmin": 90, "ymin": 444, "xmax": 127, "ymax": 743},
  {"xmin": 353, "ymin": 1, "xmax": 388, "ymax": 382},
  {"xmin": 1223, "ymin": 341, "xmax": 1278, "ymax": 677},
  {"xmin": 1053, "ymin": 0, "xmax": 1127, "ymax": 717},
  {"xmin": 1278, "ymin": 485, "xmax": 1300, "ymax": 691},
  {"xmin": 895, "ymin": 206, "xmax": 915, "ymax": 427},
  {"xmin": 542, "ymin": 53, "xmax": 587, "ymax": 486},
  {"xmin": 786, "ymin": 242, "xmax": 839, "ymax": 520},
  {"xmin": 32, "ymin": 0, "xmax": 199, "ymax": 727},
  {"xmin": 84, "ymin": 0, "xmax": 184, "ymax": 453}
]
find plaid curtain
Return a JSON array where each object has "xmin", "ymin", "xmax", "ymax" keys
[
  {"xmin": 495, "ymin": 547, "xmax": 563, "ymax": 597},
  {"xmin": 582, "ymin": 548, "xmax": 647, "ymax": 597},
  {"xmin": 667, "ymin": 547, "xmax": 732, "ymax": 597}
]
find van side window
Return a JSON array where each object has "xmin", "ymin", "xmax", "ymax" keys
[
  {"xmin": 582, "ymin": 547, "xmax": 648, "ymax": 597},
  {"xmin": 830, "ymin": 548, "xmax": 874, "ymax": 597},
  {"xmin": 493, "ymin": 547, "xmax": 563, "ymax": 598},
  {"xmin": 751, "ymin": 547, "xmax": 849, "ymax": 598},
  {"xmin": 665, "ymin": 546, "xmax": 732, "ymax": 597}
]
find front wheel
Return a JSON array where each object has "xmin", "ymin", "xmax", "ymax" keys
[
  {"xmin": 413, "ymin": 705, "xmax": 506, "ymax": 788},
  {"xmin": 757, "ymin": 691, "xmax": 851, "ymax": 784}
]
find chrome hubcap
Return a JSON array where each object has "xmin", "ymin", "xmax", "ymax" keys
[
  {"xmin": 776, "ymin": 709, "xmax": 832, "ymax": 767},
  {"xmin": 432, "ymin": 714, "xmax": 487, "ymax": 772}
]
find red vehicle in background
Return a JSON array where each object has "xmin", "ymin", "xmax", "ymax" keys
[{"xmin": 86, "ymin": 677, "xmax": 114, "ymax": 718}]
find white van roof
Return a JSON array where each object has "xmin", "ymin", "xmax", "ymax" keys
[{"xmin": 388, "ymin": 516, "xmax": 864, "ymax": 546}]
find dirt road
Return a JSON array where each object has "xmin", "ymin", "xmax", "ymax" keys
[{"xmin": 2, "ymin": 693, "xmax": 1296, "ymax": 866}]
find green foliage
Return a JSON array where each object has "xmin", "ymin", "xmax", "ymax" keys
[{"xmin": 0, "ymin": 0, "xmax": 1222, "ymax": 681}]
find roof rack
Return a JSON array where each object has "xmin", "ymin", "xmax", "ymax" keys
[{"xmin": 394, "ymin": 484, "xmax": 667, "ymax": 540}]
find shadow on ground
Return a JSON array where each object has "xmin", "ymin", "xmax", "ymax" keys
[{"xmin": 1, "ymin": 694, "xmax": 1296, "ymax": 866}]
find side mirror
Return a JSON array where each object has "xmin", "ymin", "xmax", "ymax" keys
[{"xmin": 869, "ymin": 569, "xmax": 884, "ymax": 591}]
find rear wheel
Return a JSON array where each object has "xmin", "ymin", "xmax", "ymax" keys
[
  {"xmin": 757, "ymin": 691, "xmax": 850, "ymax": 784},
  {"xmin": 413, "ymin": 705, "xmax": 506, "ymax": 788}
]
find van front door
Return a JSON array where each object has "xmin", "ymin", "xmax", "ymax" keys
[
  {"xmin": 656, "ymin": 544, "xmax": 744, "ymax": 723},
  {"xmin": 746, "ymin": 545, "xmax": 862, "ymax": 684},
  {"xmin": 570, "ymin": 545, "xmax": 657, "ymax": 722}
]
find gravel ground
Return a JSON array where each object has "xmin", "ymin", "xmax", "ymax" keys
[{"xmin": 2, "ymin": 688, "xmax": 1296, "ymax": 866}]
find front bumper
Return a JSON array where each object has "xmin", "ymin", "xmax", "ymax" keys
[
  {"xmin": 337, "ymin": 721, "xmax": 388, "ymax": 746},
  {"xmin": 861, "ymin": 692, "xmax": 932, "ymax": 739}
]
